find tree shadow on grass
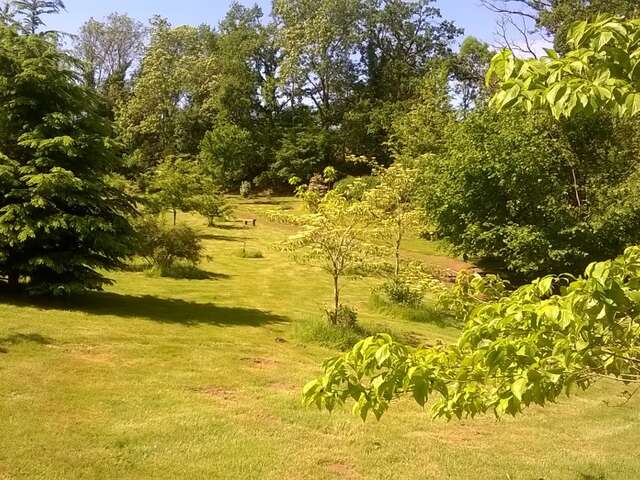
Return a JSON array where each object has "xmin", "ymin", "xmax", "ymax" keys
[
  {"xmin": 153, "ymin": 265, "xmax": 231, "ymax": 281},
  {"xmin": 209, "ymin": 223, "xmax": 246, "ymax": 231},
  {"xmin": 579, "ymin": 473, "xmax": 607, "ymax": 480},
  {"xmin": 369, "ymin": 293, "xmax": 461, "ymax": 329},
  {"xmin": 0, "ymin": 333, "xmax": 53, "ymax": 354},
  {"xmin": 199, "ymin": 233, "xmax": 247, "ymax": 242},
  {"xmin": 0, "ymin": 291, "xmax": 287, "ymax": 328}
]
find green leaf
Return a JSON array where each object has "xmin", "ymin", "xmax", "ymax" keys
[
  {"xmin": 625, "ymin": 93, "xmax": 640, "ymax": 117},
  {"xmin": 511, "ymin": 378, "xmax": 527, "ymax": 402},
  {"xmin": 501, "ymin": 84, "xmax": 521, "ymax": 108},
  {"xmin": 569, "ymin": 21, "xmax": 588, "ymax": 47},
  {"xmin": 412, "ymin": 380, "xmax": 429, "ymax": 407},
  {"xmin": 597, "ymin": 31, "xmax": 614, "ymax": 50},
  {"xmin": 374, "ymin": 344, "xmax": 391, "ymax": 366}
]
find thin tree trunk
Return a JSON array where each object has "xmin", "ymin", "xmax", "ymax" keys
[
  {"xmin": 332, "ymin": 274, "xmax": 340, "ymax": 325},
  {"xmin": 173, "ymin": 208, "xmax": 177, "ymax": 226},
  {"xmin": 395, "ymin": 230, "xmax": 402, "ymax": 277}
]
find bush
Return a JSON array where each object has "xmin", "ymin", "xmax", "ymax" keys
[
  {"xmin": 325, "ymin": 304, "xmax": 358, "ymax": 328},
  {"xmin": 152, "ymin": 224, "xmax": 202, "ymax": 271},
  {"xmin": 377, "ymin": 278, "xmax": 424, "ymax": 307},
  {"xmin": 332, "ymin": 175, "xmax": 379, "ymax": 201},
  {"xmin": 240, "ymin": 181, "xmax": 252, "ymax": 198},
  {"xmin": 134, "ymin": 216, "xmax": 203, "ymax": 273},
  {"xmin": 295, "ymin": 174, "xmax": 329, "ymax": 212},
  {"xmin": 423, "ymin": 108, "xmax": 640, "ymax": 279},
  {"xmin": 429, "ymin": 270, "xmax": 509, "ymax": 321}
]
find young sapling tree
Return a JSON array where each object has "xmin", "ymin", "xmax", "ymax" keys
[
  {"xmin": 149, "ymin": 155, "xmax": 204, "ymax": 225},
  {"xmin": 364, "ymin": 163, "xmax": 424, "ymax": 277},
  {"xmin": 282, "ymin": 190, "xmax": 382, "ymax": 325}
]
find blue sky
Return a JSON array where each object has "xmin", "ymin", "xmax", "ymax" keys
[{"xmin": 46, "ymin": 0, "xmax": 502, "ymax": 47}]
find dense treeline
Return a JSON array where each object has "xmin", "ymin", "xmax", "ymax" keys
[
  {"xmin": 110, "ymin": 1, "xmax": 465, "ymax": 189},
  {"xmin": 1, "ymin": 0, "xmax": 640, "ymax": 293}
]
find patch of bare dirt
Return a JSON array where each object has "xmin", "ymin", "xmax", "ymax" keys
[
  {"xmin": 318, "ymin": 460, "xmax": 360, "ymax": 479},
  {"xmin": 64, "ymin": 345, "xmax": 115, "ymax": 365},
  {"xmin": 241, "ymin": 356, "xmax": 278, "ymax": 369},
  {"xmin": 269, "ymin": 381, "xmax": 297, "ymax": 392},
  {"xmin": 192, "ymin": 386, "xmax": 236, "ymax": 400}
]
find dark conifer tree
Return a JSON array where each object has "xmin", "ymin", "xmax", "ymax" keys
[{"xmin": 0, "ymin": 27, "xmax": 135, "ymax": 294}]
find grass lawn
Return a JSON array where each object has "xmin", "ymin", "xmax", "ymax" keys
[{"xmin": 1, "ymin": 197, "xmax": 639, "ymax": 480}]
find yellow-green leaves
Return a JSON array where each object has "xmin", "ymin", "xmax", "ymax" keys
[
  {"xmin": 303, "ymin": 246, "xmax": 640, "ymax": 421},
  {"xmin": 362, "ymin": 163, "xmax": 424, "ymax": 276},
  {"xmin": 488, "ymin": 17, "xmax": 640, "ymax": 119}
]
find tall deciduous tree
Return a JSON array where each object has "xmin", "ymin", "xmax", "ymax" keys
[
  {"xmin": 451, "ymin": 36, "xmax": 494, "ymax": 112},
  {"xmin": 389, "ymin": 67, "xmax": 453, "ymax": 158},
  {"xmin": 117, "ymin": 19, "xmax": 217, "ymax": 172},
  {"xmin": 74, "ymin": 13, "xmax": 146, "ymax": 103},
  {"xmin": 0, "ymin": 27, "xmax": 135, "ymax": 294},
  {"xmin": 274, "ymin": 0, "xmax": 361, "ymax": 127},
  {"xmin": 360, "ymin": 0, "xmax": 461, "ymax": 103},
  {"xmin": 0, "ymin": 1, "xmax": 16, "ymax": 27},
  {"xmin": 345, "ymin": 0, "xmax": 461, "ymax": 164}
]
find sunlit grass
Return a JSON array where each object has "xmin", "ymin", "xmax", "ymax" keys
[{"xmin": 0, "ymin": 197, "xmax": 638, "ymax": 479}]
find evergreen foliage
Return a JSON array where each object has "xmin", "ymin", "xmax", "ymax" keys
[{"xmin": 0, "ymin": 27, "xmax": 135, "ymax": 294}]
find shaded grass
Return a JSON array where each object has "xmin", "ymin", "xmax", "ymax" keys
[
  {"xmin": 0, "ymin": 291, "xmax": 284, "ymax": 327},
  {"xmin": 0, "ymin": 333, "xmax": 53, "ymax": 354},
  {"xmin": 147, "ymin": 263, "xmax": 228, "ymax": 280},
  {"xmin": 369, "ymin": 291, "xmax": 460, "ymax": 329},
  {"xmin": 291, "ymin": 315, "xmax": 414, "ymax": 351}
]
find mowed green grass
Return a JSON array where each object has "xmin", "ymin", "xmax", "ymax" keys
[{"xmin": 1, "ymin": 197, "xmax": 639, "ymax": 480}]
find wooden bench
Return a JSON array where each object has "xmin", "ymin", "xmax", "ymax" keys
[{"xmin": 239, "ymin": 218, "xmax": 257, "ymax": 227}]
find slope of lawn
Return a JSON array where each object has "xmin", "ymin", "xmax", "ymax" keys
[{"xmin": 1, "ymin": 197, "xmax": 639, "ymax": 480}]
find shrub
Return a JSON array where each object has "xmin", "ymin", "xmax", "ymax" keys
[
  {"xmin": 134, "ymin": 216, "xmax": 203, "ymax": 273},
  {"xmin": 152, "ymin": 224, "xmax": 202, "ymax": 271},
  {"xmin": 423, "ymin": 108, "xmax": 640, "ymax": 279},
  {"xmin": 332, "ymin": 175, "xmax": 378, "ymax": 201},
  {"xmin": 295, "ymin": 174, "xmax": 329, "ymax": 212},
  {"xmin": 377, "ymin": 278, "xmax": 424, "ymax": 307},
  {"xmin": 325, "ymin": 304, "xmax": 358, "ymax": 328},
  {"xmin": 240, "ymin": 180, "xmax": 252, "ymax": 198},
  {"xmin": 430, "ymin": 270, "xmax": 509, "ymax": 320}
]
